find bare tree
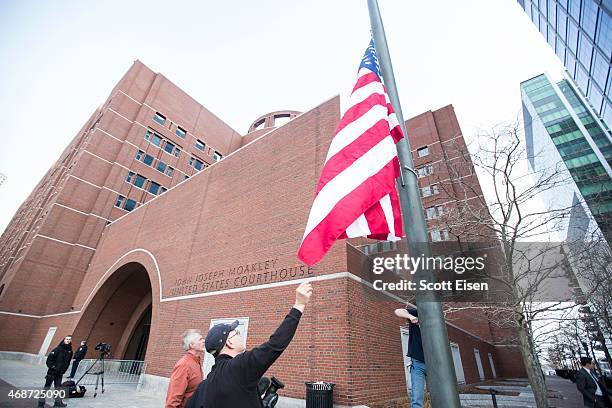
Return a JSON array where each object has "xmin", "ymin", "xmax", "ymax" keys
[{"xmin": 427, "ymin": 121, "xmax": 610, "ymax": 408}]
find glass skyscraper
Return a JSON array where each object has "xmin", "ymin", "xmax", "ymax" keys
[
  {"xmin": 521, "ymin": 73, "xmax": 612, "ymax": 243},
  {"xmin": 517, "ymin": 0, "xmax": 611, "ymax": 126}
]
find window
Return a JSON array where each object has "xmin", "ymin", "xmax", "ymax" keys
[
  {"xmin": 160, "ymin": 187, "xmax": 167, "ymax": 194},
  {"xmin": 157, "ymin": 160, "xmax": 167, "ymax": 173},
  {"xmin": 422, "ymin": 186, "xmax": 431, "ymax": 197},
  {"xmin": 417, "ymin": 146, "xmax": 429, "ymax": 157},
  {"xmin": 426, "ymin": 207, "xmax": 436, "ymax": 219},
  {"xmin": 577, "ymin": 35, "xmax": 593, "ymax": 67},
  {"xmin": 143, "ymin": 154, "xmax": 154, "ymax": 166},
  {"xmin": 135, "ymin": 150, "xmax": 144, "ymax": 161},
  {"xmin": 151, "ymin": 133, "xmax": 162, "ymax": 147},
  {"xmin": 184, "ymin": 175, "xmax": 190, "ymax": 180},
  {"xmin": 195, "ymin": 139, "xmax": 206, "ymax": 151},
  {"xmin": 164, "ymin": 141, "xmax": 176, "ymax": 155},
  {"xmin": 153, "ymin": 112, "xmax": 166, "ymax": 125},
  {"xmin": 166, "ymin": 167, "xmax": 174, "ymax": 177},
  {"xmin": 213, "ymin": 151, "xmax": 222, "ymax": 161},
  {"xmin": 176, "ymin": 126, "xmax": 186, "ymax": 138},
  {"xmin": 431, "ymin": 228, "xmax": 449, "ymax": 242},
  {"xmin": 126, "ymin": 171, "xmax": 135, "ymax": 183},
  {"xmin": 421, "ymin": 184, "xmax": 439, "ymax": 197},
  {"xmin": 189, "ymin": 157, "xmax": 205, "ymax": 171},
  {"xmin": 124, "ymin": 198, "xmax": 137, "ymax": 212},
  {"xmin": 174, "ymin": 147, "xmax": 181, "ymax": 158},
  {"xmin": 148, "ymin": 181, "xmax": 161, "ymax": 195},
  {"xmin": 145, "ymin": 130, "xmax": 162, "ymax": 147},
  {"xmin": 417, "ymin": 164, "xmax": 433, "ymax": 178},
  {"xmin": 115, "ymin": 195, "xmax": 125, "ymax": 208},
  {"xmin": 425, "ymin": 205, "xmax": 444, "ymax": 219},
  {"xmin": 134, "ymin": 174, "xmax": 146, "ymax": 188}
]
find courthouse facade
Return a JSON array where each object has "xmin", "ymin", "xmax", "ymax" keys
[{"xmin": 0, "ymin": 61, "xmax": 525, "ymax": 406}]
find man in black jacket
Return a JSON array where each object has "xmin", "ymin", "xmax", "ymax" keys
[
  {"xmin": 67, "ymin": 340, "xmax": 88, "ymax": 379},
  {"xmin": 576, "ymin": 357, "xmax": 611, "ymax": 407},
  {"xmin": 190, "ymin": 281, "xmax": 312, "ymax": 408},
  {"xmin": 38, "ymin": 335, "xmax": 73, "ymax": 407}
]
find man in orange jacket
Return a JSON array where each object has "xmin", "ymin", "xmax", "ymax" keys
[{"xmin": 165, "ymin": 329, "xmax": 205, "ymax": 408}]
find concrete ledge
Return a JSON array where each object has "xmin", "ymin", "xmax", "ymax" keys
[
  {"xmin": 138, "ymin": 373, "xmax": 169, "ymax": 395},
  {"xmin": 0, "ymin": 351, "xmax": 45, "ymax": 365}
]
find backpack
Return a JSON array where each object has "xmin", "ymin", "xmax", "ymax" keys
[
  {"xmin": 61, "ymin": 380, "xmax": 86, "ymax": 398},
  {"xmin": 184, "ymin": 379, "xmax": 207, "ymax": 408}
]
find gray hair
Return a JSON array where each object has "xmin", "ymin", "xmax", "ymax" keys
[{"xmin": 182, "ymin": 329, "xmax": 202, "ymax": 351}]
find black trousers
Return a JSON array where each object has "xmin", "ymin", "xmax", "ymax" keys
[
  {"xmin": 69, "ymin": 359, "xmax": 82, "ymax": 378},
  {"xmin": 593, "ymin": 395, "xmax": 608, "ymax": 408},
  {"xmin": 38, "ymin": 373, "xmax": 63, "ymax": 406}
]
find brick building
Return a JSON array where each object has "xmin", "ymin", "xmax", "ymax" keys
[{"xmin": 0, "ymin": 61, "xmax": 525, "ymax": 406}]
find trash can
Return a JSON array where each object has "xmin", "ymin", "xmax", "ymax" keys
[{"xmin": 305, "ymin": 381, "xmax": 334, "ymax": 408}]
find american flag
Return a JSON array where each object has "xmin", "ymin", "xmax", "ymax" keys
[{"xmin": 298, "ymin": 40, "xmax": 404, "ymax": 266}]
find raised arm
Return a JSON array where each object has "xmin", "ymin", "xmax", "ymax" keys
[
  {"xmin": 394, "ymin": 307, "xmax": 419, "ymax": 324},
  {"xmin": 235, "ymin": 282, "xmax": 313, "ymax": 384}
]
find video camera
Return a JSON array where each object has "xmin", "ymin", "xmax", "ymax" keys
[
  {"xmin": 260, "ymin": 376, "xmax": 285, "ymax": 408},
  {"xmin": 94, "ymin": 342, "xmax": 111, "ymax": 356}
]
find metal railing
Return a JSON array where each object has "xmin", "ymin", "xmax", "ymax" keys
[{"xmin": 73, "ymin": 359, "xmax": 147, "ymax": 386}]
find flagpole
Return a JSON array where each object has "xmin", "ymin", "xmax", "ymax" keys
[{"xmin": 366, "ymin": 1, "xmax": 461, "ymax": 407}]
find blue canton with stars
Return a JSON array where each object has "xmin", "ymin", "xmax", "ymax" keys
[{"xmin": 358, "ymin": 39, "xmax": 381, "ymax": 80}]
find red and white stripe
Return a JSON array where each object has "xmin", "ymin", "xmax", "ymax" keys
[{"xmin": 298, "ymin": 66, "xmax": 404, "ymax": 266}]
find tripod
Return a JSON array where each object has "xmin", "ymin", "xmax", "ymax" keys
[{"xmin": 76, "ymin": 352, "xmax": 107, "ymax": 397}]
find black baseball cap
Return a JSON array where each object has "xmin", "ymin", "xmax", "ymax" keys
[{"xmin": 205, "ymin": 320, "xmax": 239, "ymax": 357}]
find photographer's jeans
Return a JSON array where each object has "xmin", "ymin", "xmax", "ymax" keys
[{"xmin": 410, "ymin": 359, "xmax": 426, "ymax": 408}]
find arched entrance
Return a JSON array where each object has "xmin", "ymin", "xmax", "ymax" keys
[
  {"xmin": 72, "ymin": 262, "xmax": 153, "ymax": 361},
  {"xmin": 123, "ymin": 305, "xmax": 151, "ymax": 361}
]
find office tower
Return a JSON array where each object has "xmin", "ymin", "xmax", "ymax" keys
[
  {"xmin": 517, "ymin": 0, "xmax": 612, "ymax": 126},
  {"xmin": 521, "ymin": 73, "xmax": 612, "ymax": 243}
]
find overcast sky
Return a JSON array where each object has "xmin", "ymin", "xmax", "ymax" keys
[{"xmin": 0, "ymin": 0, "xmax": 564, "ymax": 233}]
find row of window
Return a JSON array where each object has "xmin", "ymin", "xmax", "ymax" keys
[
  {"xmin": 135, "ymin": 150, "xmax": 175, "ymax": 177},
  {"xmin": 417, "ymin": 164, "xmax": 433, "ymax": 178},
  {"xmin": 145, "ymin": 130, "xmax": 182, "ymax": 157},
  {"xmin": 152, "ymin": 112, "xmax": 223, "ymax": 161},
  {"xmin": 115, "ymin": 195, "xmax": 138, "ymax": 212},
  {"xmin": 125, "ymin": 171, "xmax": 167, "ymax": 196},
  {"xmin": 421, "ymin": 184, "xmax": 439, "ymax": 198},
  {"xmin": 425, "ymin": 205, "xmax": 444, "ymax": 220},
  {"xmin": 431, "ymin": 228, "xmax": 450, "ymax": 242},
  {"xmin": 153, "ymin": 112, "xmax": 187, "ymax": 139},
  {"xmin": 189, "ymin": 156, "xmax": 206, "ymax": 171}
]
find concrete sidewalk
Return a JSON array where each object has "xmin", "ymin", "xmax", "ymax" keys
[
  {"xmin": 0, "ymin": 358, "xmax": 592, "ymax": 408},
  {"xmin": 546, "ymin": 375, "xmax": 585, "ymax": 408},
  {"xmin": 0, "ymin": 360, "xmax": 165, "ymax": 408}
]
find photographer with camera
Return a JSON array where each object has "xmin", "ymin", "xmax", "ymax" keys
[
  {"xmin": 38, "ymin": 335, "xmax": 73, "ymax": 407},
  {"xmin": 186, "ymin": 281, "xmax": 313, "ymax": 408},
  {"xmin": 68, "ymin": 340, "xmax": 88, "ymax": 379}
]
